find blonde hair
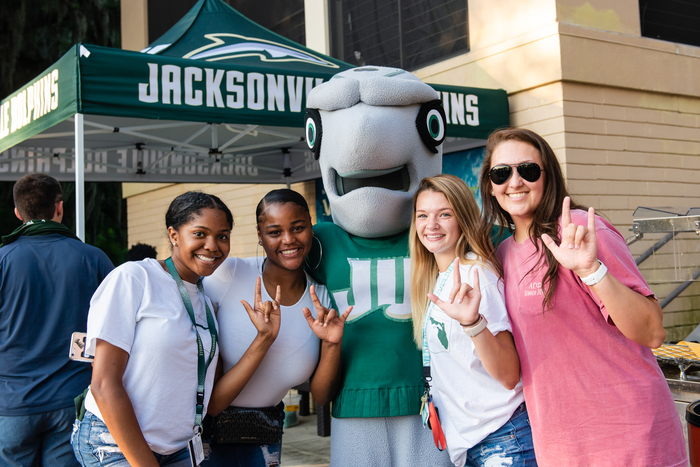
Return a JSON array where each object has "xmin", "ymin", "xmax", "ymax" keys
[{"xmin": 409, "ymin": 174, "xmax": 497, "ymax": 348}]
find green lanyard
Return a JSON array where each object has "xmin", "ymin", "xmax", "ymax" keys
[{"xmin": 165, "ymin": 257, "xmax": 218, "ymax": 430}]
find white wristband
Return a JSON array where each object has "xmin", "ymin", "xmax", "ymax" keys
[
  {"xmin": 462, "ymin": 314, "xmax": 488, "ymax": 337},
  {"xmin": 580, "ymin": 260, "xmax": 607, "ymax": 286}
]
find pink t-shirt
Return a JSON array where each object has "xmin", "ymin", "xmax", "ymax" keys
[{"xmin": 496, "ymin": 210, "xmax": 686, "ymax": 467}]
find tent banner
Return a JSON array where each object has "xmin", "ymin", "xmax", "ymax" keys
[
  {"xmin": 78, "ymin": 44, "xmax": 335, "ymax": 129},
  {"xmin": 0, "ymin": 47, "xmax": 79, "ymax": 154},
  {"xmin": 0, "ymin": 144, "xmax": 321, "ymax": 183},
  {"xmin": 431, "ymin": 83, "xmax": 509, "ymax": 140},
  {"xmin": 77, "ymin": 45, "xmax": 507, "ymax": 139}
]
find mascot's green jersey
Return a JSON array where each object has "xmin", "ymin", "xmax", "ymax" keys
[{"xmin": 310, "ymin": 222, "xmax": 422, "ymax": 418}]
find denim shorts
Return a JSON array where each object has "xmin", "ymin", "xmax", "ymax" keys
[
  {"xmin": 71, "ymin": 411, "xmax": 191, "ymax": 467},
  {"xmin": 465, "ymin": 403, "xmax": 538, "ymax": 467}
]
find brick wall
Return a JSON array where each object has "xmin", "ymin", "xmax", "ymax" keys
[
  {"xmin": 563, "ymin": 83, "xmax": 700, "ymax": 340},
  {"xmin": 510, "ymin": 81, "xmax": 700, "ymax": 340}
]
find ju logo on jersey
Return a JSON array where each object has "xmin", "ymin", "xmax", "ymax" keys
[{"xmin": 330, "ymin": 257, "xmax": 412, "ymax": 321}]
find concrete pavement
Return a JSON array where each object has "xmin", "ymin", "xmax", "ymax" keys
[{"xmin": 281, "ymin": 414, "xmax": 331, "ymax": 467}]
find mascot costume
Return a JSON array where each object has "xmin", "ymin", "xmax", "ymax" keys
[{"xmin": 305, "ymin": 66, "xmax": 452, "ymax": 466}]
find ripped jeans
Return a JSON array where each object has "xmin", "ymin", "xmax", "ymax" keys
[
  {"xmin": 465, "ymin": 403, "xmax": 537, "ymax": 467},
  {"xmin": 70, "ymin": 411, "xmax": 192, "ymax": 466}
]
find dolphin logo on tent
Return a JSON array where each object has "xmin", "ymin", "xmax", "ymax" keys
[{"xmin": 182, "ymin": 33, "xmax": 340, "ymax": 68}]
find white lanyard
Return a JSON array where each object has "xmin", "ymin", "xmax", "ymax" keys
[{"xmin": 421, "ymin": 262, "xmax": 454, "ymax": 376}]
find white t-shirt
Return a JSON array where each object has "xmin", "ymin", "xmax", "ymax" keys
[
  {"xmin": 203, "ymin": 257, "xmax": 331, "ymax": 408},
  {"xmin": 426, "ymin": 253, "xmax": 524, "ymax": 467},
  {"xmin": 84, "ymin": 258, "xmax": 219, "ymax": 455}
]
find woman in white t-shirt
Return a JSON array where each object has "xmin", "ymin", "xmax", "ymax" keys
[
  {"xmin": 202, "ymin": 189, "xmax": 352, "ymax": 467},
  {"xmin": 409, "ymin": 174, "xmax": 536, "ymax": 467},
  {"xmin": 71, "ymin": 192, "xmax": 280, "ymax": 467}
]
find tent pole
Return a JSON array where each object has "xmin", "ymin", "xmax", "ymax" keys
[
  {"xmin": 74, "ymin": 113, "xmax": 85, "ymax": 241},
  {"xmin": 283, "ymin": 151, "xmax": 292, "ymax": 189}
]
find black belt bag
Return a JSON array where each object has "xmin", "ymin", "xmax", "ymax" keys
[{"xmin": 213, "ymin": 402, "xmax": 285, "ymax": 445}]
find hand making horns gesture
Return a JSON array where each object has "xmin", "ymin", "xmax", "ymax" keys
[
  {"xmin": 541, "ymin": 196, "xmax": 600, "ymax": 278},
  {"xmin": 302, "ymin": 285, "xmax": 352, "ymax": 345},
  {"xmin": 240, "ymin": 276, "xmax": 281, "ymax": 341},
  {"xmin": 427, "ymin": 258, "xmax": 482, "ymax": 326}
]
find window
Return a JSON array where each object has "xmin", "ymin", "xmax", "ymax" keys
[
  {"xmin": 639, "ymin": 0, "xmax": 700, "ymax": 47},
  {"xmin": 148, "ymin": 0, "xmax": 305, "ymax": 46},
  {"xmin": 330, "ymin": 0, "xmax": 468, "ymax": 70},
  {"xmin": 235, "ymin": 0, "xmax": 306, "ymax": 46},
  {"xmin": 149, "ymin": 0, "xmax": 199, "ymax": 43}
]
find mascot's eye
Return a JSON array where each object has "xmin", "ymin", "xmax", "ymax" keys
[
  {"xmin": 427, "ymin": 110, "xmax": 444, "ymax": 140},
  {"xmin": 415, "ymin": 100, "xmax": 446, "ymax": 154},
  {"xmin": 306, "ymin": 118, "xmax": 317, "ymax": 146},
  {"xmin": 304, "ymin": 109, "xmax": 323, "ymax": 160}
]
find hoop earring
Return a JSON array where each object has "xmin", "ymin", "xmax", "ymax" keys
[
  {"xmin": 305, "ymin": 236, "xmax": 323, "ymax": 270},
  {"xmin": 256, "ymin": 243, "xmax": 267, "ymax": 275}
]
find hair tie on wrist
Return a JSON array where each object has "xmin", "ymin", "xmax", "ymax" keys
[{"xmin": 461, "ymin": 314, "xmax": 488, "ymax": 337}]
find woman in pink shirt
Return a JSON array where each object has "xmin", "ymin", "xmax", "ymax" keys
[{"xmin": 478, "ymin": 127, "xmax": 686, "ymax": 467}]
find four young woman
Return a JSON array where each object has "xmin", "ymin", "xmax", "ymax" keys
[{"xmin": 72, "ymin": 127, "xmax": 685, "ymax": 466}]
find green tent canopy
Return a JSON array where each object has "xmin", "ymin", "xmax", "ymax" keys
[{"xmin": 0, "ymin": 0, "xmax": 509, "ymax": 237}]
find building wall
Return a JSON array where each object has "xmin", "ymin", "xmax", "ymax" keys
[
  {"xmin": 561, "ymin": 82, "xmax": 700, "ymax": 340},
  {"xmin": 121, "ymin": 0, "xmax": 149, "ymax": 51},
  {"xmin": 414, "ymin": 0, "xmax": 700, "ymax": 340},
  {"xmin": 124, "ymin": 181, "xmax": 317, "ymax": 260}
]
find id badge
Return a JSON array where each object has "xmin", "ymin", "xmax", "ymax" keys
[{"xmin": 187, "ymin": 432, "xmax": 205, "ymax": 466}]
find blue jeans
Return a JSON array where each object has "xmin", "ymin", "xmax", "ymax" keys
[
  {"xmin": 71, "ymin": 412, "xmax": 191, "ymax": 467},
  {"xmin": 465, "ymin": 403, "xmax": 537, "ymax": 467},
  {"xmin": 202, "ymin": 442, "xmax": 282, "ymax": 467},
  {"xmin": 0, "ymin": 406, "xmax": 78, "ymax": 467}
]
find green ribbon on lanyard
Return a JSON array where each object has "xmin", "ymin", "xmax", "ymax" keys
[{"xmin": 165, "ymin": 257, "xmax": 218, "ymax": 430}]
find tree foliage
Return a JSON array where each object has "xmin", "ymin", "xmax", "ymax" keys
[
  {"xmin": 0, "ymin": 0, "xmax": 125, "ymax": 265},
  {"xmin": 0, "ymin": 0, "xmax": 121, "ymax": 99}
]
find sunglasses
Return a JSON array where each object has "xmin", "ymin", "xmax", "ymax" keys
[{"xmin": 489, "ymin": 163, "xmax": 543, "ymax": 185}]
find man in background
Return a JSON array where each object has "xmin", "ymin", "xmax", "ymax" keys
[{"xmin": 0, "ymin": 174, "xmax": 113, "ymax": 467}]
